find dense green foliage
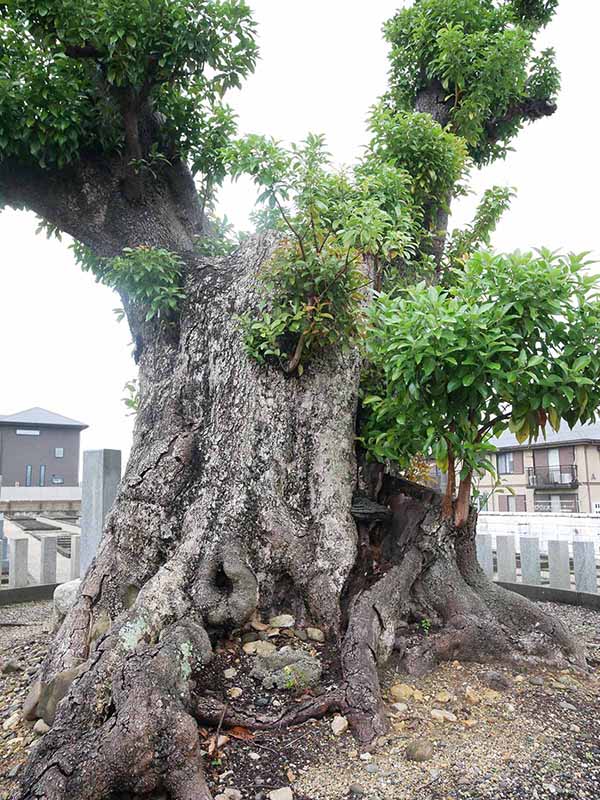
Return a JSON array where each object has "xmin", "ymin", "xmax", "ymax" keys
[
  {"xmin": 227, "ymin": 134, "xmax": 419, "ymax": 371},
  {"xmin": 368, "ymin": 106, "xmax": 468, "ymax": 211},
  {"xmin": 362, "ymin": 251, "xmax": 600, "ymax": 483},
  {"xmin": 73, "ymin": 243, "xmax": 185, "ymax": 322},
  {"xmin": 0, "ymin": 0, "xmax": 257, "ymax": 181},
  {"xmin": 384, "ymin": 0, "xmax": 560, "ymax": 163}
]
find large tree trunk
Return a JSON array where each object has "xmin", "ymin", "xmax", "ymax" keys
[{"xmin": 18, "ymin": 235, "xmax": 585, "ymax": 800}]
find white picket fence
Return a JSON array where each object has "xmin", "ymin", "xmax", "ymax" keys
[{"xmin": 476, "ymin": 533, "xmax": 599, "ymax": 594}]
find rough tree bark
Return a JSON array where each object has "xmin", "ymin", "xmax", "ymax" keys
[{"xmin": 15, "ymin": 224, "xmax": 585, "ymax": 799}]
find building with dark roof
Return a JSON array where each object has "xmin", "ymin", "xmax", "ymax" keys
[
  {"xmin": 475, "ymin": 421, "xmax": 600, "ymax": 515},
  {"xmin": 0, "ymin": 407, "xmax": 88, "ymax": 489}
]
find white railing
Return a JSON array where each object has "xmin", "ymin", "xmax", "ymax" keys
[
  {"xmin": 0, "ymin": 486, "xmax": 81, "ymax": 501},
  {"xmin": 476, "ymin": 533, "xmax": 599, "ymax": 594}
]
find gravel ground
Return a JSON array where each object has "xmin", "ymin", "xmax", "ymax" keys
[{"xmin": 0, "ymin": 600, "xmax": 598, "ymax": 800}]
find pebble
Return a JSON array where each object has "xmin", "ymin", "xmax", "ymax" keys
[
  {"xmin": 215, "ymin": 790, "xmax": 242, "ymax": 800},
  {"xmin": 227, "ymin": 687, "xmax": 243, "ymax": 699},
  {"xmin": 223, "ymin": 668, "xmax": 237, "ymax": 679},
  {"xmin": 405, "ymin": 739, "xmax": 434, "ymax": 762},
  {"xmin": 306, "ymin": 628, "xmax": 325, "ymax": 643},
  {"xmin": 430, "ymin": 708, "xmax": 457, "ymax": 723},
  {"xmin": 465, "ymin": 686, "xmax": 480, "ymax": 705},
  {"xmin": 348, "ymin": 785, "xmax": 366, "ymax": 797},
  {"xmin": 390, "ymin": 683, "xmax": 414, "ymax": 701},
  {"xmin": 243, "ymin": 641, "xmax": 277, "ymax": 656},
  {"xmin": 331, "ymin": 715, "xmax": 349, "ymax": 736},
  {"xmin": 33, "ymin": 719, "xmax": 50, "ymax": 736},
  {"xmin": 2, "ymin": 712, "xmax": 20, "ymax": 731},
  {"xmin": 268, "ymin": 615, "xmax": 295, "ymax": 629},
  {"xmin": 529, "ymin": 675, "xmax": 545, "ymax": 686},
  {"xmin": 435, "ymin": 689, "xmax": 451, "ymax": 703},
  {"xmin": 391, "ymin": 702, "xmax": 409, "ymax": 713},
  {"xmin": 268, "ymin": 789, "xmax": 293, "ymax": 800}
]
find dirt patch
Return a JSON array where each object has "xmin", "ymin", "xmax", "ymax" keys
[{"xmin": 0, "ymin": 601, "xmax": 598, "ymax": 800}]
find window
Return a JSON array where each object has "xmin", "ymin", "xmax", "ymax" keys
[
  {"xmin": 497, "ymin": 452, "xmax": 515, "ymax": 474},
  {"xmin": 55, "ymin": 447, "xmax": 64, "ymax": 458},
  {"xmin": 25, "ymin": 465, "xmax": 32, "ymax": 487},
  {"xmin": 39, "ymin": 465, "xmax": 46, "ymax": 487},
  {"xmin": 16, "ymin": 429, "xmax": 40, "ymax": 436}
]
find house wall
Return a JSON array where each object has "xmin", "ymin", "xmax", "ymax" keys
[
  {"xmin": 0, "ymin": 425, "xmax": 81, "ymax": 487},
  {"xmin": 475, "ymin": 441, "xmax": 600, "ymax": 515}
]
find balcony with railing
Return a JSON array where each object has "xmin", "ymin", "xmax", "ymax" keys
[
  {"xmin": 533, "ymin": 497, "xmax": 580, "ymax": 513},
  {"xmin": 527, "ymin": 464, "xmax": 578, "ymax": 490}
]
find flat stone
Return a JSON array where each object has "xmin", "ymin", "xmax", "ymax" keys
[
  {"xmin": 430, "ymin": 708, "xmax": 457, "ymax": 723},
  {"xmin": 33, "ymin": 719, "xmax": 50, "ymax": 736},
  {"xmin": 251, "ymin": 646, "xmax": 321, "ymax": 691},
  {"xmin": 405, "ymin": 738, "xmax": 434, "ymax": 762},
  {"xmin": 2, "ymin": 711, "xmax": 20, "ymax": 731},
  {"xmin": 243, "ymin": 641, "xmax": 277, "ymax": 656},
  {"xmin": 331, "ymin": 715, "xmax": 349, "ymax": 736},
  {"xmin": 250, "ymin": 618, "xmax": 270, "ymax": 632},
  {"xmin": 268, "ymin": 615, "xmax": 295, "ymax": 629},
  {"xmin": 306, "ymin": 627, "xmax": 325, "ymax": 643},
  {"xmin": 268, "ymin": 789, "xmax": 293, "ymax": 800},
  {"xmin": 390, "ymin": 683, "xmax": 414, "ymax": 701},
  {"xmin": 465, "ymin": 686, "xmax": 480, "ymax": 705}
]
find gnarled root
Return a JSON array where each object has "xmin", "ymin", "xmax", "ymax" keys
[{"xmin": 20, "ymin": 620, "xmax": 214, "ymax": 800}]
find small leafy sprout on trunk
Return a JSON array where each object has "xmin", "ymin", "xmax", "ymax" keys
[
  {"xmin": 362, "ymin": 249, "xmax": 600, "ymax": 528},
  {"xmin": 226, "ymin": 133, "xmax": 419, "ymax": 374},
  {"xmin": 73, "ymin": 243, "xmax": 186, "ymax": 322}
]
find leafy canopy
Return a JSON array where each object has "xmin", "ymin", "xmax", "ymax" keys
[
  {"xmin": 362, "ymin": 250, "xmax": 600, "ymax": 480},
  {"xmin": 226, "ymin": 134, "xmax": 419, "ymax": 371},
  {"xmin": 384, "ymin": 0, "xmax": 560, "ymax": 163},
  {"xmin": 0, "ymin": 0, "xmax": 257, "ymax": 180}
]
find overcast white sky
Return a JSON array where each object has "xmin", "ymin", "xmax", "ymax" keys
[{"xmin": 1, "ymin": 0, "xmax": 598, "ymax": 468}]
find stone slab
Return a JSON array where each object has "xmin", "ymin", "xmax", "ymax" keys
[
  {"xmin": 573, "ymin": 540, "xmax": 597, "ymax": 594},
  {"xmin": 476, "ymin": 534, "xmax": 494, "ymax": 578},
  {"xmin": 520, "ymin": 536, "xmax": 541, "ymax": 586},
  {"xmin": 496, "ymin": 535, "xmax": 517, "ymax": 583},
  {"xmin": 548, "ymin": 540, "xmax": 571, "ymax": 590}
]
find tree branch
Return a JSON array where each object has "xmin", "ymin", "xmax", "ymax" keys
[
  {"xmin": 64, "ymin": 43, "xmax": 101, "ymax": 59},
  {"xmin": 485, "ymin": 97, "xmax": 557, "ymax": 143}
]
